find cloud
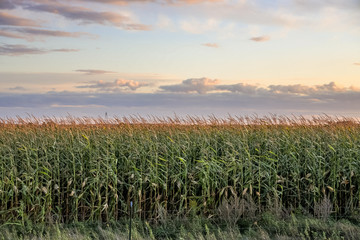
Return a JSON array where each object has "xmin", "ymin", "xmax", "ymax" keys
[
  {"xmin": 160, "ymin": 78, "xmax": 259, "ymax": 94},
  {"xmin": 77, "ymin": 79, "xmax": 150, "ymax": 91},
  {"xmin": 75, "ymin": 69, "xmax": 117, "ymax": 75},
  {"xmin": 0, "ymin": 27, "xmax": 96, "ymax": 40},
  {"xmin": 201, "ymin": 43, "xmax": 219, "ymax": 48},
  {"xmin": 168, "ymin": 0, "xmax": 356, "ymax": 32},
  {"xmin": 174, "ymin": 2, "xmax": 304, "ymax": 30},
  {"xmin": 354, "ymin": 63, "xmax": 360, "ymax": 66},
  {"xmin": 8, "ymin": 86, "xmax": 26, "ymax": 91},
  {"xmin": 291, "ymin": 0, "xmax": 359, "ymax": 12},
  {"xmin": 267, "ymin": 82, "xmax": 349, "ymax": 95},
  {"xmin": 24, "ymin": 2, "xmax": 151, "ymax": 30},
  {"xmin": 216, "ymin": 83, "xmax": 259, "ymax": 94},
  {"xmin": 0, "ymin": 29, "xmax": 27, "ymax": 39},
  {"xmin": 0, "ymin": 0, "xmax": 17, "ymax": 9},
  {"xmin": 52, "ymin": 48, "xmax": 80, "ymax": 52},
  {"xmin": 148, "ymin": 0, "xmax": 359, "ymax": 32},
  {"xmin": 0, "ymin": 44, "xmax": 79, "ymax": 56},
  {"xmin": 159, "ymin": 78, "xmax": 261, "ymax": 95},
  {"xmin": 1, "ymin": 85, "xmax": 360, "ymax": 117},
  {"xmin": 250, "ymin": 35, "xmax": 270, "ymax": 42},
  {"xmin": 0, "ymin": 0, "xmax": 16, "ymax": 9},
  {"xmin": 176, "ymin": 0, "xmax": 222, "ymax": 3},
  {"xmin": 75, "ymin": 0, "xmax": 223, "ymax": 5},
  {"xmin": 4, "ymin": 0, "xmax": 358, "ymax": 40},
  {"xmin": 0, "ymin": 12, "xmax": 40, "ymax": 27},
  {"xmin": 156, "ymin": 15, "xmax": 175, "ymax": 30},
  {"xmin": 14, "ymin": 28, "xmax": 94, "ymax": 37},
  {"xmin": 5, "ymin": 0, "xmax": 359, "ymax": 33},
  {"xmin": 180, "ymin": 18, "xmax": 219, "ymax": 34},
  {"xmin": 159, "ymin": 77, "xmax": 220, "ymax": 94},
  {"xmin": 160, "ymin": 79, "xmax": 358, "ymax": 99},
  {"xmin": 160, "ymin": 78, "xmax": 261, "ymax": 94},
  {"xmin": 0, "ymin": 44, "xmax": 49, "ymax": 56}
]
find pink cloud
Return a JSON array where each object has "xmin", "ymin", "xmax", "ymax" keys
[
  {"xmin": 25, "ymin": 2, "xmax": 151, "ymax": 30},
  {"xmin": 0, "ymin": 30, "xmax": 27, "ymax": 39},
  {"xmin": 250, "ymin": 35, "xmax": 271, "ymax": 42},
  {"xmin": 202, "ymin": 43, "xmax": 219, "ymax": 48},
  {"xmin": 0, "ymin": 12, "xmax": 40, "ymax": 27}
]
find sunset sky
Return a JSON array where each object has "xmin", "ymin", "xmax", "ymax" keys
[{"xmin": 0, "ymin": 0, "xmax": 359, "ymax": 118}]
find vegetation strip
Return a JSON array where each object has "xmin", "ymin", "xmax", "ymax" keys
[{"xmin": 0, "ymin": 116, "xmax": 360, "ymax": 227}]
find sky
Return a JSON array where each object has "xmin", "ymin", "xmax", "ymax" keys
[{"xmin": 0, "ymin": 0, "xmax": 359, "ymax": 118}]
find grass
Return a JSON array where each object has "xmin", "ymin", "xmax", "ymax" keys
[
  {"xmin": 1, "ymin": 115, "xmax": 360, "ymax": 238},
  {"xmin": 2, "ymin": 213, "xmax": 360, "ymax": 239}
]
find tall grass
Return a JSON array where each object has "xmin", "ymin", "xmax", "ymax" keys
[{"xmin": 0, "ymin": 115, "xmax": 360, "ymax": 224}]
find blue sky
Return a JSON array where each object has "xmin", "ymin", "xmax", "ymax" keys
[{"xmin": 0, "ymin": 0, "xmax": 359, "ymax": 118}]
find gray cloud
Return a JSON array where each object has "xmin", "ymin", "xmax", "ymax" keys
[
  {"xmin": 1, "ymin": 77, "xmax": 359, "ymax": 116},
  {"xmin": 0, "ymin": 12, "xmax": 40, "ymax": 27},
  {"xmin": 8, "ymin": 86, "xmax": 26, "ymax": 91},
  {"xmin": 201, "ymin": 43, "xmax": 219, "ymax": 48},
  {"xmin": 173, "ymin": 0, "xmax": 223, "ymax": 3},
  {"xmin": 159, "ymin": 77, "xmax": 219, "ymax": 94},
  {"xmin": 14, "ymin": 28, "xmax": 94, "ymax": 37},
  {"xmin": 250, "ymin": 36, "xmax": 270, "ymax": 42},
  {"xmin": 0, "ymin": 29, "xmax": 27, "ymax": 39},
  {"xmin": 0, "ymin": 44, "xmax": 79, "ymax": 56},
  {"xmin": 267, "ymin": 82, "xmax": 352, "ymax": 95},
  {"xmin": 24, "ymin": 2, "xmax": 151, "ymax": 30},
  {"xmin": 1, "ymin": 88, "xmax": 360, "ymax": 116},
  {"xmin": 0, "ymin": 44, "xmax": 48, "ymax": 56},
  {"xmin": 0, "ymin": 0, "xmax": 17, "ymax": 9},
  {"xmin": 52, "ymin": 48, "xmax": 80, "ymax": 52},
  {"xmin": 216, "ymin": 83, "xmax": 259, "ymax": 94},
  {"xmin": 75, "ymin": 0, "xmax": 223, "ymax": 5},
  {"xmin": 0, "ymin": 27, "xmax": 96, "ymax": 40},
  {"xmin": 160, "ymin": 79, "xmax": 359, "ymax": 98},
  {"xmin": 160, "ymin": 78, "xmax": 261, "ymax": 94},
  {"xmin": 77, "ymin": 79, "xmax": 150, "ymax": 91},
  {"xmin": 75, "ymin": 69, "xmax": 117, "ymax": 75},
  {"xmin": 292, "ymin": 0, "xmax": 359, "ymax": 12}
]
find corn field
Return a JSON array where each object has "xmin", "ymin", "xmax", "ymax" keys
[{"xmin": 0, "ymin": 115, "xmax": 360, "ymax": 224}]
